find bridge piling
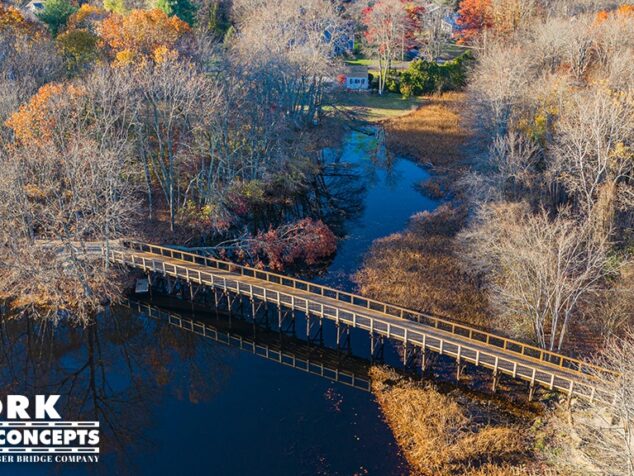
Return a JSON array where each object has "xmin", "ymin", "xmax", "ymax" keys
[{"xmin": 111, "ymin": 243, "xmax": 616, "ymax": 406}]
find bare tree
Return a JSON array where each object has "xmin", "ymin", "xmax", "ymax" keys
[
  {"xmin": 459, "ymin": 203, "xmax": 611, "ymax": 351},
  {"xmin": 231, "ymin": 0, "xmax": 346, "ymax": 124},
  {"xmin": 0, "ymin": 77, "xmax": 137, "ymax": 322},
  {"xmin": 567, "ymin": 332, "xmax": 634, "ymax": 475},
  {"xmin": 552, "ymin": 86, "xmax": 634, "ymax": 229},
  {"xmin": 134, "ymin": 58, "xmax": 214, "ymax": 231}
]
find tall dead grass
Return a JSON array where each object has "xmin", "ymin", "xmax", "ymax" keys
[
  {"xmin": 385, "ymin": 92, "xmax": 471, "ymax": 168},
  {"xmin": 370, "ymin": 367, "xmax": 528, "ymax": 475},
  {"xmin": 355, "ymin": 92, "xmax": 490, "ymax": 328},
  {"xmin": 355, "ymin": 204, "xmax": 490, "ymax": 327}
]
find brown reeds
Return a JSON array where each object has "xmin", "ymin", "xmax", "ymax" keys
[{"xmin": 370, "ymin": 367, "xmax": 528, "ymax": 475}]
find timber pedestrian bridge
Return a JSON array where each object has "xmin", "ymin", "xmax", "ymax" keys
[{"xmin": 106, "ymin": 241, "xmax": 615, "ymax": 405}]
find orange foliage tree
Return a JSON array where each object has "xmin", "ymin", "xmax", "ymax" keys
[
  {"xmin": 67, "ymin": 4, "xmax": 108, "ymax": 32},
  {"xmin": 0, "ymin": 4, "xmax": 43, "ymax": 37},
  {"xmin": 5, "ymin": 83, "xmax": 85, "ymax": 146},
  {"xmin": 456, "ymin": 0, "xmax": 493, "ymax": 44},
  {"xmin": 98, "ymin": 9, "xmax": 191, "ymax": 66}
]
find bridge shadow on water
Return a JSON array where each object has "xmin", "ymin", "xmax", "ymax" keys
[{"xmin": 142, "ymin": 279, "xmax": 549, "ymax": 422}]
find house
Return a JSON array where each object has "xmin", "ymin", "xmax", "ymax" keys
[
  {"xmin": 441, "ymin": 13, "xmax": 459, "ymax": 36},
  {"xmin": 26, "ymin": 1, "xmax": 44, "ymax": 14},
  {"xmin": 23, "ymin": 0, "xmax": 44, "ymax": 21},
  {"xmin": 345, "ymin": 65, "xmax": 369, "ymax": 90}
]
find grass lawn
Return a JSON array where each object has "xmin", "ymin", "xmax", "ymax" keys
[{"xmin": 331, "ymin": 91, "xmax": 424, "ymax": 122}]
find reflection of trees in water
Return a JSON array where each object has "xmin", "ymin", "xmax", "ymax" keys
[
  {"xmin": 314, "ymin": 130, "xmax": 401, "ymax": 237},
  {"xmin": 0, "ymin": 307, "xmax": 232, "ymax": 475},
  {"xmin": 224, "ymin": 129, "xmax": 399, "ymax": 252}
]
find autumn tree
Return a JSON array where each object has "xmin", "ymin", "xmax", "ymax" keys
[
  {"xmin": 56, "ymin": 29, "xmax": 100, "ymax": 73},
  {"xmin": 98, "ymin": 9, "xmax": 191, "ymax": 66},
  {"xmin": 360, "ymin": 0, "xmax": 424, "ymax": 94},
  {"xmin": 67, "ymin": 4, "xmax": 108, "ymax": 32},
  {"xmin": 456, "ymin": 0, "xmax": 492, "ymax": 44},
  {"xmin": 0, "ymin": 5, "xmax": 62, "ymax": 127}
]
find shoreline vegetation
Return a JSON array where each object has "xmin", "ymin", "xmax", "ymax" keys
[
  {"xmin": 357, "ymin": 92, "xmax": 535, "ymax": 474},
  {"xmin": 369, "ymin": 366, "xmax": 529, "ymax": 476}
]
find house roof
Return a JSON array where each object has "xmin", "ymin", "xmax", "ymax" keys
[{"xmin": 347, "ymin": 65, "xmax": 368, "ymax": 77}]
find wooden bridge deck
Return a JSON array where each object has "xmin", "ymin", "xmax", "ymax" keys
[{"xmin": 108, "ymin": 242, "xmax": 615, "ymax": 405}]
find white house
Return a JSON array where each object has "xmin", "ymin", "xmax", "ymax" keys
[
  {"xmin": 26, "ymin": 1, "xmax": 45, "ymax": 14},
  {"xmin": 345, "ymin": 65, "xmax": 369, "ymax": 90}
]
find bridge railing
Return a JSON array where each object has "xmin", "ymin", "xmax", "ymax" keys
[
  {"xmin": 119, "ymin": 240, "xmax": 616, "ymax": 382},
  {"xmin": 110, "ymin": 245, "xmax": 615, "ymax": 405}
]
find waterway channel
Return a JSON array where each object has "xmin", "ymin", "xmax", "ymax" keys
[{"xmin": 1, "ymin": 128, "xmax": 440, "ymax": 475}]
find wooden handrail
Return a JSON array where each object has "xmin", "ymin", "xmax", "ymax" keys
[
  {"xmin": 109, "ymin": 247, "xmax": 616, "ymax": 405},
  {"xmin": 118, "ymin": 240, "xmax": 617, "ymax": 381}
]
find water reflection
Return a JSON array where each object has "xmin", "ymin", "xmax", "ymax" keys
[
  {"xmin": 127, "ymin": 300, "xmax": 372, "ymax": 392},
  {"xmin": 316, "ymin": 129, "xmax": 439, "ymax": 289},
  {"xmin": 0, "ymin": 128, "xmax": 439, "ymax": 475},
  {"xmin": 0, "ymin": 300, "xmax": 406, "ymax": 475}
]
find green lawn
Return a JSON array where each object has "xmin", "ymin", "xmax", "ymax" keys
[{"xmin": 331, "ymin": 91, "xmax": 425, "ymax": 122}]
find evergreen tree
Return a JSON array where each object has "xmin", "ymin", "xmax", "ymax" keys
[
  {"xmin": 36, "ymin": 0, "xmax": 77, "ymax": 36},
  {"xmin": 154, "ymin": 0, "xmax": 198, "ymax": 26}
]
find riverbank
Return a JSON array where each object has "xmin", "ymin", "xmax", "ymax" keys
[
  {"xmin": 356, "ymin": 92, "xmax": 541, "ymax": 474},
  {"xmin": 369, "ymin": 367, "xmax": 529, "ymax": 475}
]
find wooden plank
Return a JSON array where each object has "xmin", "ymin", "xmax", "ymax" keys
[{"xmin": 109, "ymin": 247, "xmax": 615, "ymax": 405}]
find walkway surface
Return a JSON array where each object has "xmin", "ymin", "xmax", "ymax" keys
[{"xmin": 108, "ymin": 242, "xmax": 615, "ymax": 404}]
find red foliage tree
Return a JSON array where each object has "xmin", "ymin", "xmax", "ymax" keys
[{"xmin": 456, "ymin": 0, "xmax": 493, "ymax": 44}]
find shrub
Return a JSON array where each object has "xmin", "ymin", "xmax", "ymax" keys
[{"xmin": 399, "ymin": 51, "xmax": 473, "ymax": 97}]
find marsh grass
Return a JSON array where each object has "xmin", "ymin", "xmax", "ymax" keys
[
  {"xmin": 385, "ymin": 92, "xmax": 471, "ymax": 169},
  {"xmin": 370, "ymin": 367, "xmax": 528, "ymax": 475},
  {"xmin": 355, "ymin": 92, "xmax": 490, "ymax": 328}
]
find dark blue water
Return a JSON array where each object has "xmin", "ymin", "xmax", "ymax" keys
[
  {"xmin": 317, "ymin": 129, "xmax": 438, "ymax": 290},
  {"xmin": 0, "ymin": 129, "xmax": 439, "ymax": 476}
]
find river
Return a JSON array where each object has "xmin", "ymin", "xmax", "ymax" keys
[{"xmin": 0, "ymin": 129, "xmax": 440, "ymax": 475}]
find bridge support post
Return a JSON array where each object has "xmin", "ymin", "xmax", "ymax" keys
[
  {"xmin": 306, "ymin": 315, "xmax": 322, "ymax": 344},
  {"xmin": 491, "ymin": 370, "xmax": 500, "ymax": 393},
  {"xmin": 528, "ymin": 382, "xmax": 536, "ymax": 402},
  {"xmin": 336, "ymin": 324, "xmax": 350, "ymax": 351},
  {"xmin": 370, "ymin": 334, "xmax": 384, "ymax": 361},
  {"xmin": 456, "ymin": 358, "xmax": 462, "ymax": 381}
]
